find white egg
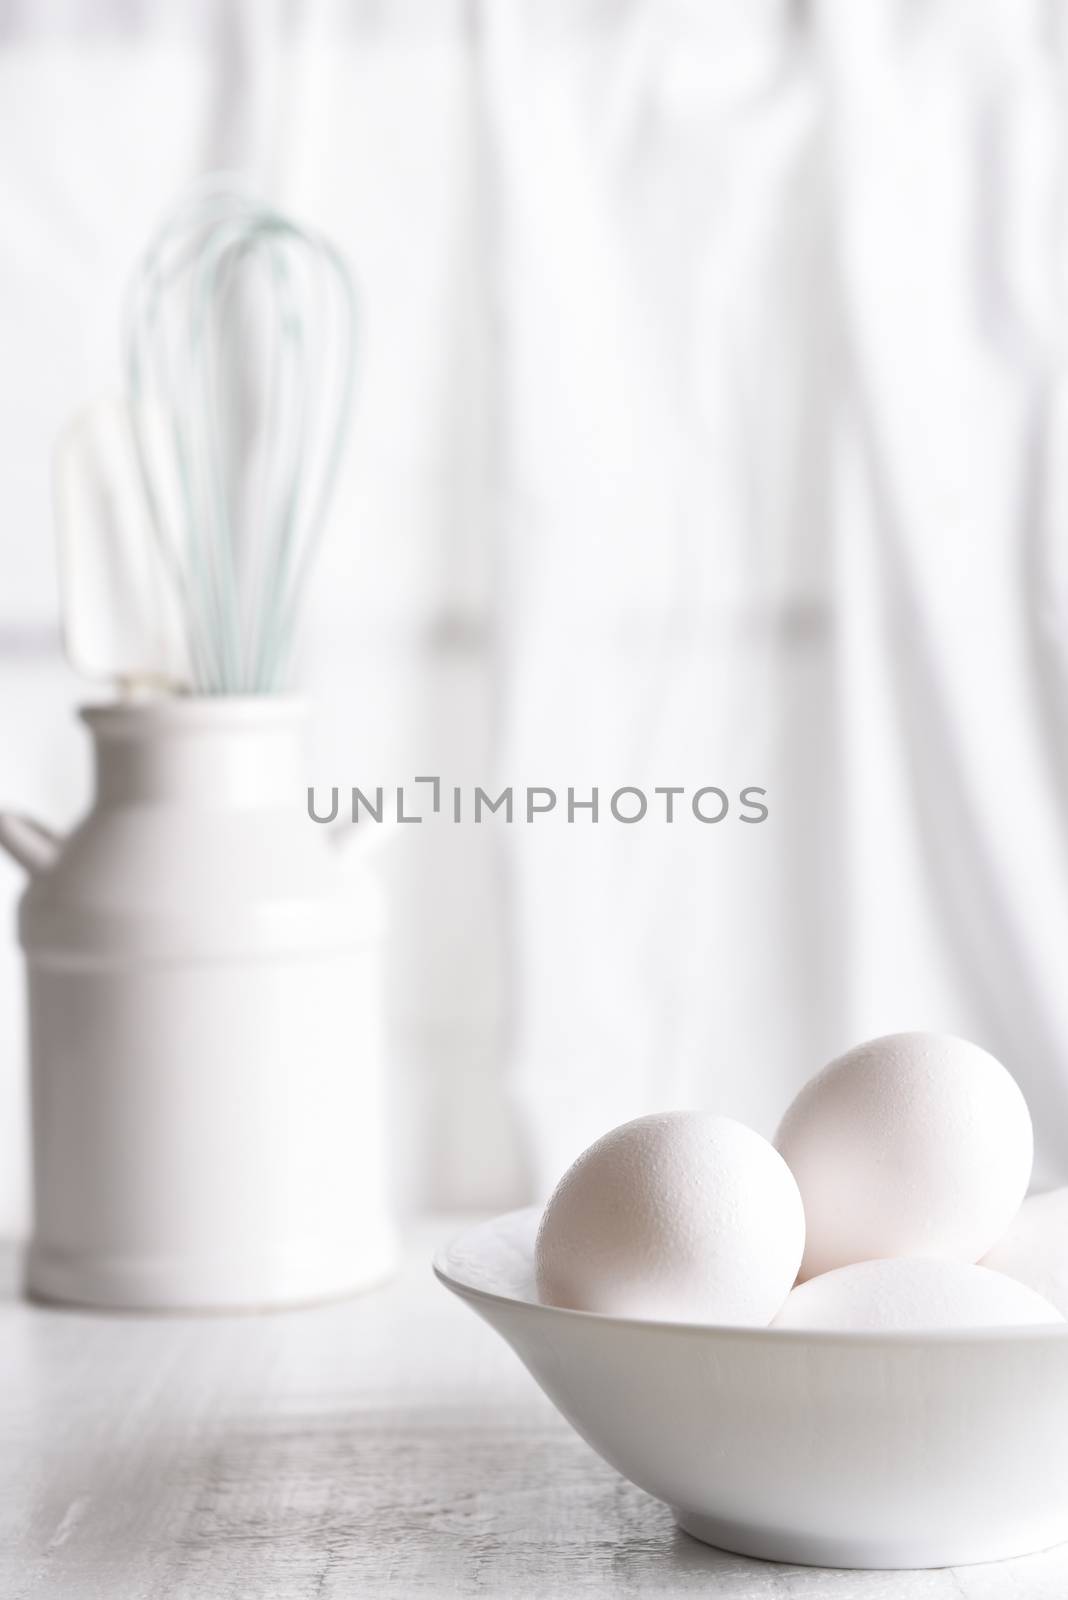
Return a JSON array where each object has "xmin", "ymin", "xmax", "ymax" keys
[
  {"xmin": 775, "ymin": 1033, "xmax": 1033, "ymax": 1281},
  {"xmin": 534, "ymin": 1111, "xmax": 805, "ymax": 1325},
  {"xmin": 773, "ymin": 1258, "xmax": 1063, "ymax": 1332},
  {"xmin": 982, "ymin": 1188, "xmax": 1068, "ymax": 1316}
]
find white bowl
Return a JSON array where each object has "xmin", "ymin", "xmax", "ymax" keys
[{"xmin": 434, "ymin": 1208, "xmax": 1068, "ymax": 1570}]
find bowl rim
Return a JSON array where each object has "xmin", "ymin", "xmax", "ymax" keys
[{"xmin": 434, "ymin": 1208, "xmax": 1068, "ymax": 1348}]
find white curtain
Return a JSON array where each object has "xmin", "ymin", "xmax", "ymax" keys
[{"xmin": 3, "ymin": 0, "xmax": 1068, "ymax": 1235}]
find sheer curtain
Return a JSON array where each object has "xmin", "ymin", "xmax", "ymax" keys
[
  {"xmin": 489, "ymin": 0, "xmax": 1068, "ymax": 1190},
  {"xmin": 3, "ymin": 0, "xmax": 1068, "ymax": 1237}
]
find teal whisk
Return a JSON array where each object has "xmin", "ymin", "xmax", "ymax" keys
[{"xmin": 125, "ymin": 178, "xmax": 356, "ymax": 694}]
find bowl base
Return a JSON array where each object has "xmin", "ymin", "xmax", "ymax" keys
[{"xmin": 674, "ymin": 1510, "xmax": 1061, "ymax": 1570}]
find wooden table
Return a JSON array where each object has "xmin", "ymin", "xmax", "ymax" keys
[{"xmin": 4, "ymin": 1220, "xmax": 1068, "ymax": 1598}]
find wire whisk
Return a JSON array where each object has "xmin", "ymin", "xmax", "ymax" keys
[{"xmin": 126, "ymin": 178, "xmax": 356, "ymax": 694}]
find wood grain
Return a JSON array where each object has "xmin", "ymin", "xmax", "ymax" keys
[{"xmin": 2, "ymin": 1222, "xmax": 1067, "ymax": 1598}]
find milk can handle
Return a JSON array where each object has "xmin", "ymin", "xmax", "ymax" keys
[{"xmin": 0, "ymin": 813, "xmax": 63, "ymax": 876}]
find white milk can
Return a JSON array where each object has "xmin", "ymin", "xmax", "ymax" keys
[{"xmin": 0, "ymin": 696, "xmax": 395, "ymax": 1309}]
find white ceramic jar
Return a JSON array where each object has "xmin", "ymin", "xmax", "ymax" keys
[{"xmin": 0, "ymin": 696, "xmax": 396, "ymax": 1310}]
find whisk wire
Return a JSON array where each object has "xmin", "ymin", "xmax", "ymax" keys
[{"xmin": 125, "ymin": 179, "xmax": 357, "ymax": 695}]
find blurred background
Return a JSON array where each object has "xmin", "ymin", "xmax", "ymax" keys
[{"xmin": 5, "ymin": 0, "xmax": 1068, "ymax": 1239}]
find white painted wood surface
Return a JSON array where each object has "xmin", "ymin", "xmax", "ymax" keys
[{"xmin": 4, "ymin": 1220, "xmax": 1068, "ymax": 1599}]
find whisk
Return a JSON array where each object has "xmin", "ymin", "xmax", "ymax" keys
[{"xmin": 125, "ymin": 178, "xmax": 356, "ymax": 694}]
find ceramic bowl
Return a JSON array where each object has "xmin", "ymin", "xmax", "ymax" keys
[{"xmin": 435, "ymin": 1208, "xmax": 1068, "ymax": 1570}]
